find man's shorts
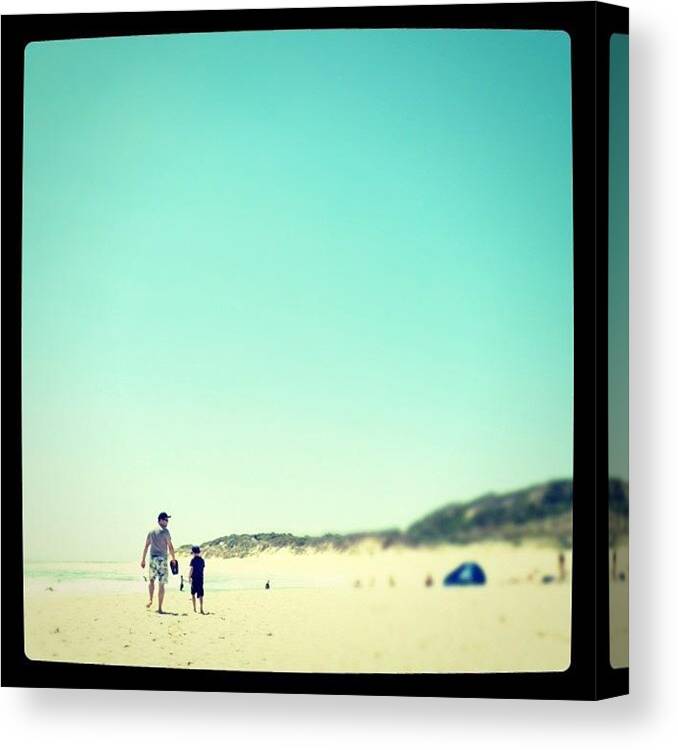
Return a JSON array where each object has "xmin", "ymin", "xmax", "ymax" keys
[
  {"xmin": 191, "ymin": 581, "xmax": 205, "ymax": 598},
  {"xmin": 149, "ymin": 556, "xmax": 169, "ymax": 584}
]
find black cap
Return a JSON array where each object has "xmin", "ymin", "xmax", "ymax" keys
[
  {"xmin": 191, "ymin": 546, "xmax": 201, "ymax": 554},
  {"xmin": 158, "ymin": 512, "xmax": 171, "ymax": 521}
]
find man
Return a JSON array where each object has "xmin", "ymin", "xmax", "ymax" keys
[{"xmin": 141, "ymin": 512, "xmax": 176, "ymax": 613}]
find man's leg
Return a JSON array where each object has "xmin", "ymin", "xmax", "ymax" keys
[
  {"xmin": 147, "ymin": 580, "xmax": 155, "ymax": 608},
  {"xmin": 158, "ymin": 582, "xmax": 165, "ymax": 613}
]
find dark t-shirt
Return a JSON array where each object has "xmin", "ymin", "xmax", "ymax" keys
[{"xmin": 190, "ymin": 556, "xmax": 205, "ymax": 582}]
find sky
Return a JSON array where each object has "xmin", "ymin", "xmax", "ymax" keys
[
  {"xmin": 609, "ymin": 34, "xmax": 629, "ymax": 484},
  {"xmin": 22, "ymin": 29, "xmax": 573, "ymax": 562}
]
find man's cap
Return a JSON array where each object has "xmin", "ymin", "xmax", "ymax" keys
[
  {"xmin": 191, "ymin": 545, "xmax": 201, "ymax": 554},
  {"xmin": 158, "ymin": 512, "xmax": 171, "ymax": 521}
]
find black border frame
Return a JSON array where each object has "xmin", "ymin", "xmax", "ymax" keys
[{"xmin": 1, "ymin": 2, "xmax": 629, "ymax": 700}]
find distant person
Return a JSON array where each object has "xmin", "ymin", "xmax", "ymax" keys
[
  {"xmin": 612, "ymin": 548, "xmax": 618, "ymax": 581},
  {"xmin": 189, "ymin": 546, "xmax": 206, "ymax": 614},
  {"xmin": 558, "ymin": 551, "xmax": 567, "ymax": 582},
  {"xmin": 425, "ymin": 574, "xmax": 434, "ymax": 588},
  {"xmin": 140, "ymin": 512, "xmax": 176, "ymax": 614},
  {"xmin": 265, "ymin": 580, "xmax": 270, "ymax": 590}
]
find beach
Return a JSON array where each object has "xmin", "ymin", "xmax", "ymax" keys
[
  {"xmin": 24, "ymin": 542, "xmax": 572, "ymax": 673},
  {"xmin": 610, "ymin": 543, "xmax": 630, "ymax": 668}
]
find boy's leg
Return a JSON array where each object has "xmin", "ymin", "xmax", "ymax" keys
[
  {"xmin": 192, "ymin": 594, "xmax": 196, "ymax": 612},
  {"xmin": 147, "ymin": 580, "xmax": 155, "ymax": 608},
  {"xmin": 199, "ymin": 595, "xmax": 204, "ymax": 614}
]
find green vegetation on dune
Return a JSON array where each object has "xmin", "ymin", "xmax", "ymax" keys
[
  {"xmin": 179, "ymin": 530, "xmax": 405, "ymax": 558},
  {"xmin": 407, "ymin": 479, "xmax": 573, "ymax": 545},
  {"xmin": 608, "ymin": 478, "xmax": 630, "ymax": 545},
  {"xmin": 178, "ymin": 479, "xmax": 629, "ymax": 557}
]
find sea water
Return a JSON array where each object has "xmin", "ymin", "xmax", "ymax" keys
[{"xmin": 23, "ymin": 561, "xmax": 343, "ymax": 595}]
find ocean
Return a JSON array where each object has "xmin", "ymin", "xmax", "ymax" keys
[{"xmin": 23, "ymin": 561, "xmax": 344, "ymax": 595}]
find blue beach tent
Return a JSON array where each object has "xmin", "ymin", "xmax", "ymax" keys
[{"xmin": 443, "ymin": 562, "xmax": 486, "ymax": 586}]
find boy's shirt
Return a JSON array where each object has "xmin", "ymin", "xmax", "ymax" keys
[{"xmin": 190, "ymin": 556, "xmax": 205, "ymax": 582}]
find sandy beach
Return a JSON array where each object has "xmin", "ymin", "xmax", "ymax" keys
[
  {"xmin": 610, "ymin": 543, "xmax": 630, "ymax": 668},
  {"xmin": 24, "ymin": 542, "xmax": 572, "ymax": 673}
]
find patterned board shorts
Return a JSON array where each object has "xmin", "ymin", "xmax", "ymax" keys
[{"xmin": 149, "ymin": 556, "xmax": 169, "ymax": 584}]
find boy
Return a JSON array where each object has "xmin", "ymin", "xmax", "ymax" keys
[{"xmin": 189, "ymin": 545, "xmax": 206, "ymax": 614}]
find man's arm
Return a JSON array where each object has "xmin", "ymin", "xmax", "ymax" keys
[
  {"xmin": 168, "ymin": 536, "xmax": 176, "ymax": 562},
  {"xmin": 141, "ymin": 535, "xmax": 150, "ymax": 568}
]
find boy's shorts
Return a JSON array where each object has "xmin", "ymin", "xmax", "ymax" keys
[
  {"xmin": 191, "ymin": 581, "xmax": 204, "ymax": 598},
  {"xmin": 149, "ymin": 556, "xmax": 169, "ymax": 584}
]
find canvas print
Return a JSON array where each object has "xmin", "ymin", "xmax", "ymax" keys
[
  {"xmin": 22, "ymin": 28, "xmax": 574, "ymax": 674},
  {"xmin": 608, "ymin": 32, "xmax": 629, "ymax": 670}
]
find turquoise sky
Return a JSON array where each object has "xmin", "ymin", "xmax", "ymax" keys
[
  {"xmin": 22, "ymin": 30, "xmax": 573, "ymax": 562},
  {"xmin": 609, "ymin": 34, "xmax": 629, "ymax": 484}
]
